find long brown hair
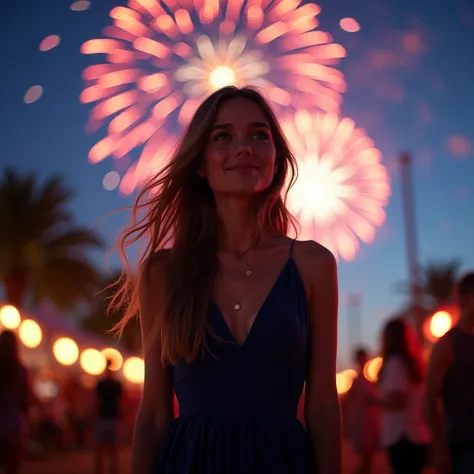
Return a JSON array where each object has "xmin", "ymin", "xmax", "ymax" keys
[
  {"xmin": 378, "ymin": 318, "xmax": 424, "ymax": 383},
  {"xmin": 111, "ymin": 86, "xmax": 298, "ymax": 364}
]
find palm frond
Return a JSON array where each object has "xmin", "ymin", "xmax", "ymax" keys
[
  {"xmin": 34, "ymin": 257, "xmax": 104, "ymax": 310},
  {"xmin": 30, "ymin": 175, "xmax": 74, "ymax": 238},
  {"xmin": 42, "ymin": 228, "xmax": 103, "ymax": 253}
]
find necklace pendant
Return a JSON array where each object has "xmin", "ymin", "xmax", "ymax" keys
[
  {"xmin": 245, "ymin": 268, "xmax": 253, "ymax": 276},
  {"xmin": 234, "ymin": 303, "xmax": 241, "ymax": 311}
]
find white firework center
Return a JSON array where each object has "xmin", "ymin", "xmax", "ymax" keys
[
  {"xmin": 175, "ymin": 34, "xmax": 270, "ymax": 95},
  {"xmin": 283, "ymin": 110, "xmax": 390, "ymax": 260},
  {"xmin": 291, "ymin": 152, "xmax": 356, "ymax": 224}
]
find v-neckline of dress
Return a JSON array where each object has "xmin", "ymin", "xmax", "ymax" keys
[{"xmin": 211, "ymin": 258, "xmax": 291, "ymax": 349}]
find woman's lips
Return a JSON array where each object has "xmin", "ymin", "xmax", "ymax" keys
[{"xmin": 226, "ymin": 163, "xmax": 259, "ymax": 172}]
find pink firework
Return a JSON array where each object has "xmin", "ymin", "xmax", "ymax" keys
[
  {"xmin": 281, "ymin": 111, "xmax": 391, "ymax": 261},
  {"xmin": 80, "ymin": 0, "xmax": 346, "ymax": 194}
]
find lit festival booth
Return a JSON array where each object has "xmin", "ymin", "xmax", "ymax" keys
[{"xmin": 0, "ymin": 301, "xmax": 144, "ymax": 397}]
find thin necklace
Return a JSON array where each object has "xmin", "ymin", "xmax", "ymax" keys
[
  {"xmin": 224, "ymin": 236, "xmax": 259, "ymax": 311},
  {"xmin": 233, "ymin": 266, "xmax": 253, "ymax": 311},
  {"xmin": 232, "ymin": 243, "xmax": 256, "ymax": 311}
]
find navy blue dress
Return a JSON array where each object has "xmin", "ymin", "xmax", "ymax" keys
[{"xmin": 156, "ymin": 243, "xmax": 314, "ymax": 473}]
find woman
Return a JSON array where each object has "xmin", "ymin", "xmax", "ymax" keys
[
  {"xmin": 113, "ymin": 86, "xmax": 340, "ymax": 474},
  {"xmin": 0, "ymin": 330, "xmax": 29, "ymax": 474},
  {"xmin": 345, "ymin": 348, "xmax": 380, "ymax": 474},
  {"xmin": 374, "ymin": 318, "xmax": 430, "ymax": 474}
]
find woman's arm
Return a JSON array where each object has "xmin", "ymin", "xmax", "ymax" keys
[
  {"xmin": 302, "ymin": 243, "xmax": 341, "ymax": 474},
  {"xmin": 132, "ymin": 252, "xmax": 175, "ymax": 474}
]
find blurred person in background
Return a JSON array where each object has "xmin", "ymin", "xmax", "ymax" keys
[
  {"xmin": 424, "ymin": 272, "xmax": 474, "ymax": 474},
  {"xmin": 369, "ymin": 318, "xmax": 430, "ymax": 474},
  {"xmin": 0, "ymin": 330, "xmax": 30, "ymax": 474},
  {"xmin": 345, "ymin": 348, "xmax": 380, "ymax": 474},
  {"xmin": 94, "ymin": 358, "xmax": 123, "ymax": 474}
]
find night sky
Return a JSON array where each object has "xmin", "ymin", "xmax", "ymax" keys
[{"xmin": 1, "ymin": 0, "xmax": 473, "ymax": 367}]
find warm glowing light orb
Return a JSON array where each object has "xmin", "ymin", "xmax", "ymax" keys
[
  {"xmin": 363, "ymin": 356, "xmax": 383, "ymax": 383},
  {"xmin": 123, "ymin": 357, "xmax": 144, "ymax": 384},
  {"xmin": 18, "ymin": 319, "xmax": 42, "ymax": 348},
  {"xmin": 342, "ymin": 368, "xmax": 358, "ymax": 381},
  {"xmin": 0, "ymin": 305, "xmax": 21, "ymax": 329},
  {"xmin": 339, "ymin": 18, "xmax": 360, "ymax": 33},
  {"xmin": 101, "ymin": 347, "xmax": 123, "ymax": 371},
  {"xmin": 39, "ymin": 35, "xmax": 61, "ymax": 52},
  {"xmin": 336, "ymin": 370, "xmax": 354, "ymax": 395},
  {"xmin": 282, "ymin": 110, "xmax": 391, "ymax": 261},
  {"xmin": 53, "ymin": 337, "xmax": 79, "ymax": 366},
  {"xmin": 429, "ymin": 311, "xmax": 453, "ymax": 339},
  {"xmin": 80, "ymin": 348, "xmax": 107, "ymax": 375},
  {"xmin": 24, "ymin": 86, "xmax": 43, "ymax": 104},
  {"xmin": 81, "ymin": 0, "xmax": 346, "ymax": 194}
]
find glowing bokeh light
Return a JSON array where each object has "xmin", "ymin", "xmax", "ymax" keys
[
  {"xmin": 447, "ymin": 135, "xmax": 471, "ymax": 158},
  {"xmin": 35, "ymin": 380, "xmax": 59, "ymax": 398},
  {"xmin": 18, "ymin": 319, "xmax": 42, "ymax": 348},
  {"xmin": 24, "ymin": 86, "xmax": 43, "ymax": 104},
  {"xmin": 403, "ymin": 32, "xmax": 423, "ymax": 54},
  {"xmin": 209, "ymin": 66, "xmax": 237, "ymax": 90},
  {"xmin": 342, "ymin": 368, "xmax": 358, "ymax": 381},
  {"xmin": 339, "ymin": 18, "xmax": 360, "ymax": 33},
  {"xmin": 336, "ymin": 370, "xmax": 354, "ymax": 395},
  {"xmin": 71, "ymin": 0, "xmax": 91, "ymax": 11},
  {"xmin": 123, "ymin": 356, "xmax": 144, "ymax": 384},
  {"xmin": 103, "ymin": 171, "xmax": 121, "ymax": 190},
  {"xmin": 101, "ymin": 347, "xmax": 123, "ymax": 371},
  {"xmin": 282, "ymin": 110, "xmax": 391, "ymax": 261},
  {"xmin": 363, "ymin": 356, "xmax": 383, "ymax": 383},
  {"xmin": 0, "ymin": 305, "xmax": 21, "ymax": 329},
  {"xmin": 81, "ymin": 0, "xmax": 346, "ymax": 194},
  {"xmin": 80, "ymin": 348, "xmax": 107, "ymax": 375},
  {"xmin": 428, "ymin": 310, "xmax": 453, "ymax": 340},
  {"xmin": 39, "ymin": 35, "xmax": 61, "ymax": 52},
  {"xmin": 53, "ymin": 337, "xmax": 79, "ymax": 366}
]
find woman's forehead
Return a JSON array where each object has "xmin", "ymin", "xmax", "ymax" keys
[{"xmin": 214, "ymin": 97, "xmax": 269, "ymax": 124}]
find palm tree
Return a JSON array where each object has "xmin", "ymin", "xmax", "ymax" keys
[
  {"xmin": 396, "ymin": 259, "xmax": 461, "ymax": 310},
  {"xmin": 81, "ymin": 272, "xmax": 141, "ymax": 353},
  {"xmin": 420, "ymin": 260, "xmax": 461, "ymax": 309},
  {"xmin": 0, "ymin": 168, "xmax": 103, "ymax": 309},
  {"xmin": 394, "ymin": 259, "xmax": 461, "ymax": 344}
]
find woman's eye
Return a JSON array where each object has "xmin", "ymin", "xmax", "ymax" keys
[
  {"xmin": 253, "ymin": 130, "xmax": 270, "ymax": 140},
  {"xmin": 214, "ymin": 132, "xmax": 231, "ymax": 141}
]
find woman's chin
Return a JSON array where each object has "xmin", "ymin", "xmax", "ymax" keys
[{"xmin": 216, "ymin": 184, "xmax": 270, "ymax": 198}]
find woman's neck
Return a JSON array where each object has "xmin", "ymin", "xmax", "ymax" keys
[{"xmin": 215, "ymin": 195, "xmax": 262, "ymax": 255}]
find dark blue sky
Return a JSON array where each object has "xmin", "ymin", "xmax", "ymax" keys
[{"xmin": 1, "ymin": 0, "xmax": 473, "ymax": 366}]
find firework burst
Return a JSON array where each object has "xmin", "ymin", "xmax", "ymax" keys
[
  {"xmin": 282, "ymin": 110, "xmax": 391, "ymax": 261},
  {"xmin": 80, "ymin": 0, "xmax": 346, "ymax": 194}
]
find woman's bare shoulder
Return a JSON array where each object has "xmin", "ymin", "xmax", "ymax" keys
[
  {"xmin": 141, "ymin": 249, "xmax": 172, "ymax": 283},
  {"xmin": 293, "ymin": 239, "xmax": 336, "ymax": 269},
  {"xmin": 139, "ymin": 249, "xmax": 172, "ymax": 315},
  {"xmin": 291, "ymin": 240, "xmax": 337, "ymax": 298}
]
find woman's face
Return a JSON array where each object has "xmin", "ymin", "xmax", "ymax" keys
[{"xmin": 201, "ymin": 97, "xmax": 277, "ymax": 196}]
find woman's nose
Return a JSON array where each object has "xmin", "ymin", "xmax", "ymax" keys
[{"xmin": 235, "ymin": 138, "xmax": 252, "ymax": 156}]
